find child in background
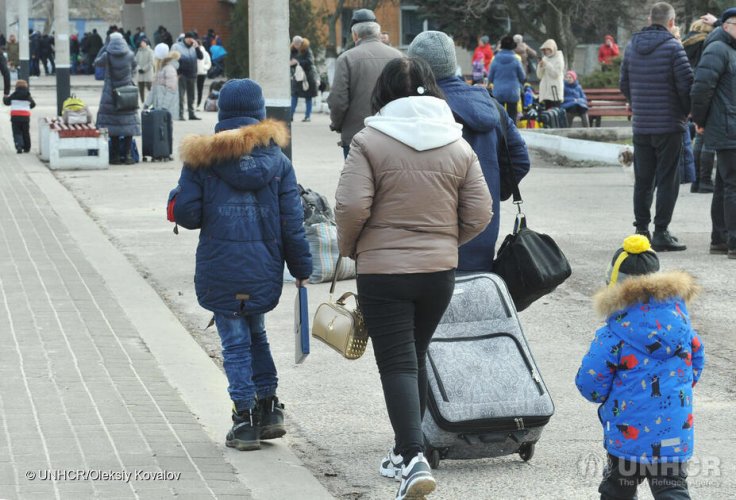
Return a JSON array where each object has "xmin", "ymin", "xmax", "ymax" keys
[
  {"xmin": 471, "ymin": 52, "xmax": 486, "ymax": 85},
  {"xmin": 576, "ymin": 235, "xmax": 704, "ymax": 500},
  {"xmin": 3, "ymin": 79, "xmax": 36, "ymax": 153}
]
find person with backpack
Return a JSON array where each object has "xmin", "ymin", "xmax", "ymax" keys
[
  {"xmin": 167, "ymin": 78, "xmax": 312, "ymax": 452},
  {"xmin": 3, "ymin": 79, "xmax": 36, "ymax": 153}
]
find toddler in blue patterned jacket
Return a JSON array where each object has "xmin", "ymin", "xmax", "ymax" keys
[{"xmin": 576, "ymin": 234, "xmax": 704, "ymax": 500}]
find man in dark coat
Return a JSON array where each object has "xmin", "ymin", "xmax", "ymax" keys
[
  {"xmin": 409, "ymin": 31, "xmax": 531, "ymax": 271},
  {"xmin": 172, "ymin": 32, "xmax": 203, "ymax": 121},
  {"xmin": 168, "ymin": 79, "xmax": 312, "ymax": 451},
  {"xmin": 620, "ymin": 2, "xmax": 693, "ymax": 251},
  {"xmin": 39, "ymin": 34, "xmax": 55, "ymax": 75},
  {"xmin": 29, "ymin": 30, "xmax": 41, "ymax": 77},
  {"xmin": 691, "ymin": 7, "xmax": 736, "ymax": 259},
  {"xmin": 86, "ymin": 29, "xmax": 104, "ymax": 74}
]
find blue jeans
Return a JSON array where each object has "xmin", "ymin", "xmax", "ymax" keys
[
  {"xmin": 290, "ymin": 95, "xmax": 312, "ymax": 120},
  {"xmin": 214, "ymin": 313, "xmax": 278, "ymax": 412}
]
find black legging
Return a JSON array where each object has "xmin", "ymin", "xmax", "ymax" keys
[
  {"xmin": 356, "ymin": 270, "xmax": 455, "ymax": 463},
  {"xmin": 197, "ymin": 74, "xmax": 206, "ymax": 107}
]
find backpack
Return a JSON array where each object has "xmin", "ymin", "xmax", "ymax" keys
[
  {"xmin": 204, "ymin": 91, "xmax": 219, "ymax": 112},
  {"xmin": 472, "ymin": 59, "xmax": 485, "ymax": 81},
  {"xmin": 62, "ymin": 95, "xmax": 92, "ymax": 124},
  {"xmin": 299, "ymin": 184, "xmax": 334, "ymax": 225}
]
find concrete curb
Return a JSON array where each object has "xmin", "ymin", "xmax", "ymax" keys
[
  {"xmin": 520, "ymin": 130, "xmax": 629, "ymax": 166},
  {"xmin": 22, "ymin": 148, "xmax": 334, "ymax": 498}
]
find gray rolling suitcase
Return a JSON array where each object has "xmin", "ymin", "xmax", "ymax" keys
[{"xmin": 422, "ymin": 273, "xmax": 554, "ymax": 468}]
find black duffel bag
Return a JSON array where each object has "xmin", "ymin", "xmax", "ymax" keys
[{"xmin": 493, "ymin": 213, "xmax": 571, "ymax": 312}]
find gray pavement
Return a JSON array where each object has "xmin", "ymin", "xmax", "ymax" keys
[{"xmin": 1, "ymin": 73, "xmax": 735, "ymax": 499}]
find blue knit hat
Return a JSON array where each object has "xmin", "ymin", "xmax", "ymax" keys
[{"xmin": 217, "ymin": 79, "xmax": 266, "ymax": 122}]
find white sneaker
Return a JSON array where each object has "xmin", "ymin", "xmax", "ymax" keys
[
  {"xmin": 380, "ymin": 448, "xmax": 403, "ymax": 480},
  {"xmin": 395, "ymin": 453, "xmax": 436, "ymax": 500}
]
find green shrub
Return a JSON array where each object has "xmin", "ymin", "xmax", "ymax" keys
[{"xmin": 580, "ymin": 57, "xmax": 623, "ymax": 89}]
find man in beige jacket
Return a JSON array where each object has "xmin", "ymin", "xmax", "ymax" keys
[{"xmin": 327, "ymin": 9, "xmax": 403, "ymax": 158}]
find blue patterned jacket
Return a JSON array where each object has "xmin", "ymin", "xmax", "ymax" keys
[{"xmin": 576, "ymin": 272, "xmax": 704, "ymax": 463}]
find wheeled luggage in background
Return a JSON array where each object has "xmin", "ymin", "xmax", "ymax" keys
[
  {"xmin": 539, "ymin": 107, "xmax": 568, "ymax": 128},
  {"xmin": 422, "ymin": 273, "xmax": 555, "ymax": 468},
  {"xmin": 141, "ymin": 108, "xmax": 173, "ymax": 162}
]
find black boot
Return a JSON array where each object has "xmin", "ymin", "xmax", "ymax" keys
[
  {"xmin": 258, "ymin": 396, "xmax": 286, "ymax": 440},
  {"xmin": 226, "ymin": 407, "xmax": 261, "ymax": 451},
  {"xmin": 651, "ymin": 229, "xmax": 687, "ymax": 252},
  {"xmin": 698, "ymin": 151, "xmax": 715, "ymax": 193},
  {"xmin": 189, "ymin": 113, "xmax": 202, "ymax": 120}
]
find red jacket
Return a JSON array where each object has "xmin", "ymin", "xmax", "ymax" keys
[
  {"xmin": 473, "ymin": 44, "xmax": 494, "ymax": 72},
  {"xmin": 598, "ymin": 36, "xmax": 620, "ymax": 65}
]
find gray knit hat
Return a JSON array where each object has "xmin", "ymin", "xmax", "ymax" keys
[{"xmin": 407, "ymin": 31, "xmax": 457, "ymax": 80}]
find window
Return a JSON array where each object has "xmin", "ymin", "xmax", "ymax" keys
[{"xmin": 400, "ymin": 3, "xmax": 440, "ymax": 47}]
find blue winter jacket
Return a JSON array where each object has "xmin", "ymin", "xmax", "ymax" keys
[
  {"xmin": 562, "ymin": 81, "xmax": 589, "ymax": 111},
  {"xmin": 488, "ymin": 50, "xmax": 526, "ymax": 104},
  {"xmin": 576, "ymin": 272, "xmax": 704, "ymax": 464},
  {"xmin": 169, "ymin": 118, "xmax": 312, "ymax": 316},
  {"xmin": 620, "ymin": 25, "xmax": 693, "ymax": 135},
  {"xmin": 438, "ymin": 77, "xmax": 531, "ymax": 271}
]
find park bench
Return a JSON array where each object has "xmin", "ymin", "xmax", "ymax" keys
[
  {"xmin": 585, "ymin": 88, "xmax": 631, "ymax": 127},
  {"xmin": 39, "ymin": 117, "xmax": 109, "ymax": 170}
]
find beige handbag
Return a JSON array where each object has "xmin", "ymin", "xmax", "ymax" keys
[{"xmin": 312, "ymin": 257, "xmax": 368, "ymax": 359}]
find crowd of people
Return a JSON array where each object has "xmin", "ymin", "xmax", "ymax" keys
[
  {"xmin": 3, "ymin": 4, "xmax": 731, "ymax": 499},
  {"xmin": 164, "ymin": 4, "xmax": 732, "ymax": 500}
]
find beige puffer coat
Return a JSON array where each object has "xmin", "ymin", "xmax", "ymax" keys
[
  {"xmin": 537, "ymin": 39, "xmax": 566, "ymax": 102},
  {"xmin": 335, "ymin": 96, "xmax": 493, "ymax": 274}
]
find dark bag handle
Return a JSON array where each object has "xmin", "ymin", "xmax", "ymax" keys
[
  {"xmin": 493, "ymin": 99, "xmax": 523, "ymax": 206},
  {"xmin": 329, "ymin": 255, "xmax": 342, "ymax": 295}
]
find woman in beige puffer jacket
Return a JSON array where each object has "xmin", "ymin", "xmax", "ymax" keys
[
  {"xmin": 537, "ymin": 38, "xmax": 566, "ymax": 107},
  {"xmin": 334, "ymin": 57, "xmax": 492, "ymax": 500}
]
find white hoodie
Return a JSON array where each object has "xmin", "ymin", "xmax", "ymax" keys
[{"xmin": 364, "ymin": 96, "xmax": 463, "ymax": 151}]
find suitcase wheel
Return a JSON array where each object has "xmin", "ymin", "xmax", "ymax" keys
[
  {"xmin": 427, "ymin": 448, "xmax": 441, "ymax": 469},
  {"xmin": 519, "ymin": 443, "xmax": 535, "ymax": 462}
]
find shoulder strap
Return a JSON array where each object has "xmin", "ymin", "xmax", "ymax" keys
[{"xmin": 492, "ymin": 99, "xmax": 523, "ymax": 204}]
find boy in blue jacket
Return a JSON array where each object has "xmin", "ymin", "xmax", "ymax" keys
[
  {"xmin": 167, "ymin": 79, "xmax": 312, "ymax": 451},
  {"xmin": 576, "ymin": 234, "xmax": 704, "ymax": 499}
]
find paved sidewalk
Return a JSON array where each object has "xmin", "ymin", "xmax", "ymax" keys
[{"xmin": 0, "ymin": 142, "xmax": 252, "ymax": 499}]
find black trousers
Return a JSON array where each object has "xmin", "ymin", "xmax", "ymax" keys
[
  {"xmin": 11, "ymin": 120, "xmax": 31, "ymax": 152},
  {"xmin": 138, "ymin": 81, "xmax": 151, "ymax": 102},
  {"xmin": 178, "ymin": 76, "xmax": 196, "ymax": 118},
  {"xmin": 711, "ymin": 149, "xmax": 736, "ymax": 248},
  {"xmin": 197, "ymin": 74, "xmax": 206, "ymax": 106},
  {"xmin": 633, "ymin": 132, "xmax": 683, "ymax": 231},
  {"xmin": 599, "ymin": 454, "xmax": 690, "ymax": 500},
  {"xmin": 357, "ymin": 270, "xmax": 455, "ymax": 463},
  {"xmin": 498, "ymin": 101, "xmax": 518, "ymax": 124}
]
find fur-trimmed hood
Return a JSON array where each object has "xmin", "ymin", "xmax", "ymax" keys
[
  {"xmin": 594, "ymin": 271, "xmax": 699, "ymax": 318},
  {"xmin": 180, "ymin": 119, "xmax": 289, "ymax": 167},
  {"xmin": 594, "ymin": 271, "xmax": 699, "ymax": 361},
  {"xmin": 179, "ymin": 119, "xmax": 290, "ymax": 191}
]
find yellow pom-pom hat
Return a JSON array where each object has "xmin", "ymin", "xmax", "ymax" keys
[{"xmin": 607, "ymin": 235, "xmax": 660, "ymax": 286}]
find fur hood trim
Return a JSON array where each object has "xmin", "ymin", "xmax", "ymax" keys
[
  {"xmin": 179, "ymin": 119, "xmax": 289, "ymax": 168},
  {"xmin": 593, "ymin": 270, "xmax": 699, "ymax": 318}
]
